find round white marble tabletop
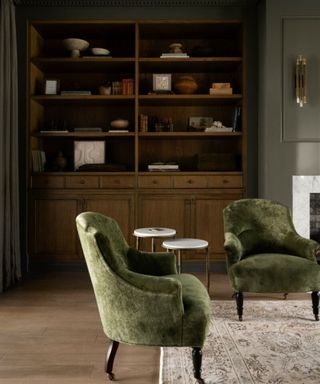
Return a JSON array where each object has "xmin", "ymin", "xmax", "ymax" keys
[
  {"xmin": 162, "ymin": 238, "xmax": 208, "ymax": 250},
  {"xmin": 133, "ymin": 227, "xmax": 176, "ymax": 238}
]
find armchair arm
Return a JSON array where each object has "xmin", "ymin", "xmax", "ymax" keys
[
  {"xmin": 284, "ymin": 231, "xmax": 320, "ymax": 262},
  {"xmin": 127, "ymin": 247, "xmax": 177, "ymax": 276},
  {"xmin": 96, "ymin": 261, "xmax": 185, "ymax": 345},
  {"xmin": 123, "ymin": 268, "xmax": 182, "ymax": 295},
  {"xmin": 224, "ymin": 232, "xmax": 244, "ymax": 267}
]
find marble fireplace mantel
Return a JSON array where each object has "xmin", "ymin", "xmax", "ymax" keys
[{"xmin": 292, "ymin": 175, "xmax": 320, "ymax": 238}]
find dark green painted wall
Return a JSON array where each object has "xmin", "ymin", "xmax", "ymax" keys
[{"xmin": 259, "ymin": 0, "xmax": 320, "ymax": 208}]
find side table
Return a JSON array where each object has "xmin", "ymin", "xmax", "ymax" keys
[
  {"xmin": 162, "ymin": 238, "xmax": 210, "ymax": 292},
  {"xmin": 133, "ymin": 227, "xmax": 176, "ymax": 252}
]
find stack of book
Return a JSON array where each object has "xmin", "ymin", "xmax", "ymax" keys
[
  {"xmin": 209, "ymin": 83, "xmax": 233, "ymax": 95},
  {"xmin": 148, "ymin": 162, "xmax": 179, "ymax": 172},
  {"xmin": 160, "ymin": 53, "xmax": 189, "ymax": 58},
  {"xmin": 73, "ymin": 127, "xmax": 103, "ymax": 132},
  {"xmin": 204, "ymin": 126, "xmax": 233, "ymax": 132},
  {"xmin": 61, "ymin": 90, "xmax": 92, "ymax": 96}
]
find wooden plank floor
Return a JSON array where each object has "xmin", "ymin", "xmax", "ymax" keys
[{"xmin": 0, "ymin": 271, "xmax": 309, "ymax": 384}]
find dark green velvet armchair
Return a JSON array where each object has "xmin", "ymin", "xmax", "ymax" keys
[
  {"xmin": 76, "ymin": 212, "xmax": 211, "ymax": 383},
  {"xmin": 223, "ymin": 198, "xmax": 320, "ymax": 321}
]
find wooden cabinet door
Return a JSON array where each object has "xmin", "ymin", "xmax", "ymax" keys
[
  {"xmin": 137, "ymin": 194, "xmax": 191, "ymax": 251},
  {"xmin": 194, "ymin": 196, "xmax": 243, "ymax": 260},
  {"xmin": 84, "ymin": 194, "xmax": 134, "ymax": 245},
  {"xmin": 30, "ymin": 197, "xmax": 81, "ymax": 262}
]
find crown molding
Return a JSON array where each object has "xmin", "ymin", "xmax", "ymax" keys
[{"xmin": 14, "ymin": 0, "xmax": 257, "ymax": 7}]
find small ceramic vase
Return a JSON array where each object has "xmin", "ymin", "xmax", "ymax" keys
[{"xmin": 53, "ymin": 151, "xmax": 67, "ymax": 171}]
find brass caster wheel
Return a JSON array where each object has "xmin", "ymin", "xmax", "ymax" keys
[{"xmin": 107, "ymin": 372, "xmax": 115, "ymax": 381}]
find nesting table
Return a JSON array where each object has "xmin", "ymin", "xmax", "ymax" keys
[
  {"xmin": 133, "ymin": 227, "xmax": 176, "ymax": 252},
  {"xmin": 162, "ymin": 238, "xmax": 210, "ymax": 292}
]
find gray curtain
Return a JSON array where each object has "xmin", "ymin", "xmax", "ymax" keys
[{"xmin": 0, "ymin": 0, "xmax": 21, "ymax": 292}]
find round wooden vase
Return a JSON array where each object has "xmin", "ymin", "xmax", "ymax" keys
[
  {"xmin": 53, "ymin": 151, "xmax": 67, "ymax": 171},
  {"xmin": 174, "ymin": 76, "xmax": 198, "ymax": 94}
]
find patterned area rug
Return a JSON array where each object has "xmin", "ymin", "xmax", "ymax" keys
[{"xmin": 160, "ymin": 300, "xmax": 320, "ymax": 384}]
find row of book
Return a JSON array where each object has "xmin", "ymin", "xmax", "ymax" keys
[
  {"xmin": 121, "ymin": 79, "xmax": 134, "ymax": 95},
  {"xmin": 32, "ymin": 150, "xmax": 46, "ymax": 172},
  {"xmin": 139, "ymin": 114, "xmax": 174, "ymax": 132},
  {"xmin": 53, "ymin": 78, "xmax": 134, "ymax": 97}
]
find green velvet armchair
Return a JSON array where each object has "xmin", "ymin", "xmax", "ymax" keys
[
  {"xmin": 76, "ymin": 212, "xmax": 211, "ymax": 383},
  {"xmin": 223, "ymin": 198, "xmax": 320, "ymax": 321}
]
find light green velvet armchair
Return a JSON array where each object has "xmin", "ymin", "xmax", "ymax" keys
[
  {"xmin": 76, "ymin": 212, "xmax": 211, "ymax": 383},
  {"xmin": 223, "ymin": 198, "xmax": 320, "ymax": 321}
]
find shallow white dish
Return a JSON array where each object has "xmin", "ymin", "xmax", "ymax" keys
[{"xmin": 91, "ymin": 47, "xmax": 110, "ymax": 56}]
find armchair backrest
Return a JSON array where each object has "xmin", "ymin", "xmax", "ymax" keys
[
  {"xmin": 76, "ymin": 212, "xmax": 130, "ymax": 337},
  {"xmin": 76, "ymin": 211, "xmax": 129, "ymax": 273},
  {"xmin": 223, "ymin": 199, "xmax": 296, "ymax": 257}
]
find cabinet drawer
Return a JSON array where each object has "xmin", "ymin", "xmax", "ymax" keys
[
  {"xmin": 208, "ymin": 175, "xmax": 243, "ymax": 188},
  {"xmin": 65, "ymin": 176, "xmax": 99, "ymax": 189},
  {"xmin": 100, "ymin": 175, "xmax": 135, "ymax": 188},
  {"xmin": 173, "ymin": 175, "xmax": 208, "ymax": 188},
  {"xmin": 138, "ymin": 175, "xmax": 172, "ymax": 188},
  {"xmin": 31, "ymin": 175, "xmax": 65, "ymax": 189}
]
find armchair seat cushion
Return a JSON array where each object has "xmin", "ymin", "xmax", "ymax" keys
[
  {"xmin": 229, "ymin": 254, "xmax": 320, "ymax": 293},
  {"xmin": 167, "ymin": 273, "xmax": 211, "ymax": 347}
]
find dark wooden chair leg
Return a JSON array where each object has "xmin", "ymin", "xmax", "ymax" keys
[
  {"xmin": 105, "ymin": 340, "xmax": 119, "ymax": 380},
  {"xmin": 235, "ymin": 292, "xmax": 244, "ymax": 321},
  {"xmin": 311, "ymin": 291, "xmax": 319, "ymax": 321},
  {"xmin": 192, "ymin": 347, "xmax": 205, "ymax": 383}
]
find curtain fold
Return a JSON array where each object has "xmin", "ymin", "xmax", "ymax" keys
[{"xmin": 0, "ymin": 0, "xmax": 21, "ymax": 292}]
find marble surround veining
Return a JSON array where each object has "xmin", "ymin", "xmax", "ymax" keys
[{"xmin": 292, "ymin": 175, "xmax": 320, "ymax": 238}]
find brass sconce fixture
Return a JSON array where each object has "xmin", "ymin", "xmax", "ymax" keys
[{"xmin": 295, "ymin": 55, "xmax": 307, "ymax": 107}]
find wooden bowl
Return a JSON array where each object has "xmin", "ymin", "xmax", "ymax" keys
[{"xmin": 110, "ymin": 119, "xmax": 129, "ymax": 129}]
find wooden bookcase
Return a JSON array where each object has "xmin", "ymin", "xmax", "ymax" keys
[{"xmin": 28, "ymin": 20, "xmax": 246, "ymax": 264}]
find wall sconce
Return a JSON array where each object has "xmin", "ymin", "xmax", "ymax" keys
[{"xmin": 295, "ymin": 55, "xmax": 307, "ymax": 107}]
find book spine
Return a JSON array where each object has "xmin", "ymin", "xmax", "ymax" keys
[{"xmin": 232, "ymin": 107, "xmax": 241, "ymax": 131}]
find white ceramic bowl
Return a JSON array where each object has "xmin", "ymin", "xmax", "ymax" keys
[
  {"xmin": 91, "ymin": 47, "xmax": 110, "ymax": 56},
  {"xmin": 110, "ymin": 119, "xmax": 129, "ymax": 129},
  {"xmin": 62, "ymin": 38, "xmax": 89, "ymax": 57}
]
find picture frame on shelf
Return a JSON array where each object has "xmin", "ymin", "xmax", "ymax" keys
[
  {"xmin": 188, "ymin": 117, "xmax": 213, "ymax": 131},
  {"xmin": 152, "ymin": 73, "xmax": 172, "ymax": 93},
  {"xmin": 74, "ymin": 141, "xmax": 105, "ymax": 171},
  {"xmin": 43, "ymin": 79, "xmax": 60, "ymax": 95}
]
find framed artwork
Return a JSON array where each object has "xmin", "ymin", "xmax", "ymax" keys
[
  {"xmin": 189, "ymin": 117, "xmax": 213, "ymax": 130},
  {"xmin": 74, "ymin": 141, "xmax": 105, "ymax": 170},
  {"xmin": 153, "ymin": 73, "xmax": 172, "ymax": 92},
  {"xmin": 44, "ymin": 79, "xmax": 60, "ymax": 95}
]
